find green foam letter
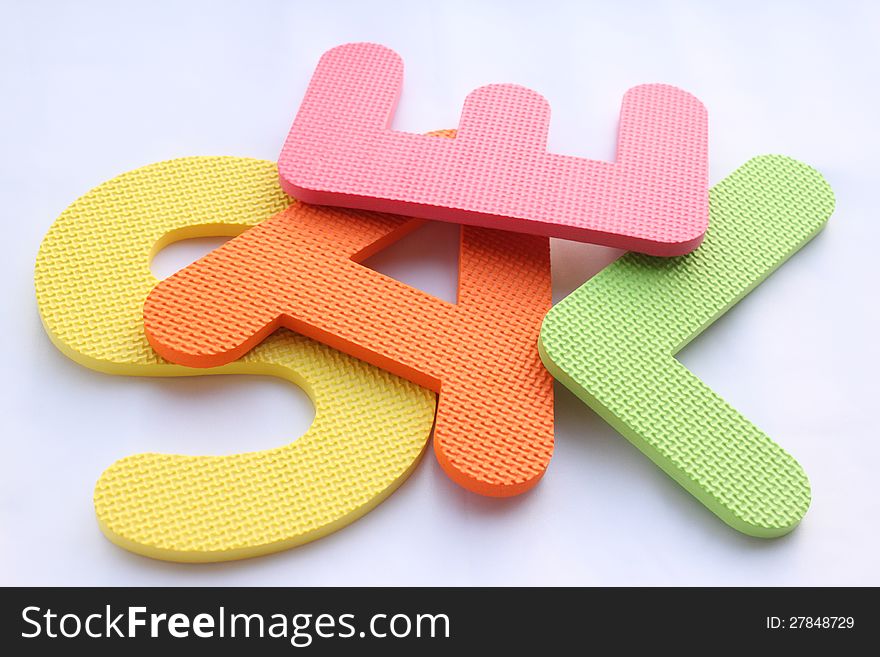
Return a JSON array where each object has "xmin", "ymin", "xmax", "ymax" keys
[{"xmin": 539, "ymin": 156, "xmax": 835, "ymax": 537}]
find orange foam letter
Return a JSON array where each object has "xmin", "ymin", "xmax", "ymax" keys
[{"xmin": 144, "ymin": 135, "xmax": 553, "ymax": 497}]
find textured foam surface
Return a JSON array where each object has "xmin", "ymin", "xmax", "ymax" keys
[
  {"xmin": 145, "ymin": 131, "xmax": 554, "ymax": 498},
  {"xmin": 34, "ymin": 156, "xmax": 437, "ymax": 562},
  {"xmin": 539, "ymin": 155, "xmax": 835, "ymax": 537},
  {"xmin": 278, "ymin": 43, "xmax": 709, "ymax": 256}
]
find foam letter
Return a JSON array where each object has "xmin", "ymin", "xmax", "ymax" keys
[
  {"xmin": 539, "ymin": 156, "xmax": 835, "ymax": 537},
  {"xmin": 144, "ymin": 132, "xmax": 554, "ymax": 497},
  {"xmin": 35, "ymin": 156, "xmax": 436, "ymax": 561},
  {"xmin": 278, "ymin": 43, "xmax": 709, "ymax": 256}
]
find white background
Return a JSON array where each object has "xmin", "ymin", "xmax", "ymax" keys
[{"xmin": 1, "ymin": 0, "xmax": 878, "ymax": 585}]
